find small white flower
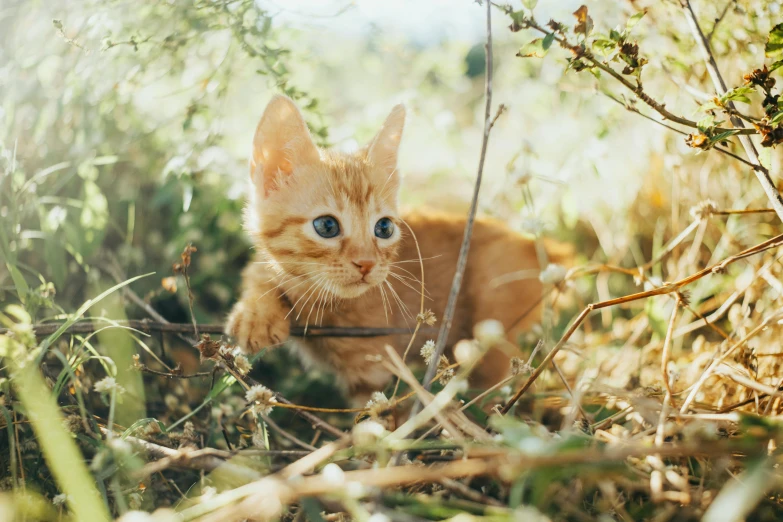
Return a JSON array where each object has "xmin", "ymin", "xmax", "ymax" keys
[
  {"xmin": 94, "ymin": 377, "xmax": 125, "ymax": 395},
  {"xmin": 116, "ymin": 511, "xmax": 155, "ymax": 522},
  {"xmin": 368, "ymin": 391, "xmax": 388, "ymax": 406},
  {"xmin": 321, "ymin": 463, "xmax": 345, "ymax": 485},
  {"xmin": 52, "ymin": 493, "xmax": 69, "ymax": 506},
  {"xmin": 454, "ymin": 339, "xmax": 480, "ymax": 366},
  {"xmin": 538, "ymin": 263, "xmax": 567, "ymax": 285},
  {"xmin": 245, "ymin": 384, "xmax": 277, "ymax": 415},
  {"xmin": 368, "ymin": 514, "xmax": 391, "ymax": 522},
  {"xmin": 420, "ymin": 340, "xmax": 436, "ymax": 365},
  {"xmin": 521, "ymin": 217, "xmax": 546, "ymax": 236},
  {"xmin": 473, "ymin": 319, "xmax": 505, "ymax": 346},
  {"xmin": 352, "ymin": 420, "xmax": 387, "ymax": 446},
  {"xmin": 219, "ymin": 344, "xmax": 231, "ymax": 357}
]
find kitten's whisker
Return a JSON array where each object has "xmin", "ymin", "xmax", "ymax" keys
[
  {"xmin": 304, "ymin": 278, "xmax": 328, "ymax": 328},
  {"xmin": 286, "ymin": 275, "xmax": 325, "ymax": 320},
  {"xmin": 389, "ymin": 265, "xmax": 424, "ymax": 283},
  {"xmin": 388, "ymin": 273, "xmax": 433, "ymax": 300},
  {"xmin": 385, "ymin": 280, "xmax": 413, "ymax": 322},
  {"xmin": 389, "ymin": 255, "xmax": 441, "ymax": 265},
  {"xmin": 318, "ymin": 282, "xmax": 334, "ymax": 325},
  {"xmin": 259, "ymin": 269, "xmax": 323, "ymax": 299},
  {"xmin": 378, "ymin": 284, "xmax": 390, "ymax": 323},
  {"xmin": 297, "ymin": 275, "xmax": 328, "ymax": 321}
]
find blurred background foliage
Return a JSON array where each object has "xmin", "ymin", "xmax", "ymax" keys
[
  {"xmin": 4, "ymin": 0, "xmax": 783, "ymax": 518},
  {"xmin": 2, "ymin": 0, "xmax": 782, "ymax": 325}
]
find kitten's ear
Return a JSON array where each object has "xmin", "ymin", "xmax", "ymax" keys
[
  {"xmin": 251, "ymin": 95, "xmax": 320, "ymax": 196},
  {"xmin": 367, "ymin": 104, "xmax": 405, "ymax": 178}
]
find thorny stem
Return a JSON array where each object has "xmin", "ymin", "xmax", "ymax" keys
[
  {"xmin": 679, "ymin": 0, "xmax": 783, "ymax": 223},
  {"xmin": 419, "ymin": 0, "xmax": 500, "ymax": 397}
]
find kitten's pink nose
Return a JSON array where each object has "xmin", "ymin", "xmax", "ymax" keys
[{"xmin": 352, "ymin": 260, "xmax": 375, "ymax": 276}]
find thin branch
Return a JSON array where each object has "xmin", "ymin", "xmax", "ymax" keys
[
  {"xmin": 679, "ymin": 0, "xmax": 783, "ymax": 223},
  {"xmin": 498, "ymin": 5, "xmax": 757, "ymax": 138},
  {"xmin": 501, "ymin": 232, "xmax": 783, "ymax": 414},
  {"xmin": 420, "ymin": 0, "xmax": 500, "ymax": 393},
  {"xmin": 0, "ymin": 321, "xmax": 436, "ymax": 339}
]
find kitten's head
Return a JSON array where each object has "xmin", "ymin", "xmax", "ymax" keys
[{"xmin": 246, "ymin": 95, "xmax": 405, "ymax": 299}]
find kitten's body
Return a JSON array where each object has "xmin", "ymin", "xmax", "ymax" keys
[{"xmin": 227, "ymin": 96, "xmax": 552, "ymax": 405}]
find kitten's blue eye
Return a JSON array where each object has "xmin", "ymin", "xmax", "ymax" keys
[
  {"xmin": 374, "ymin": 217, "xmax": 395, "ymax": 239},
  {"xmin": 313, "ymin": 216, "xmax": 340, "ymax": 238}
]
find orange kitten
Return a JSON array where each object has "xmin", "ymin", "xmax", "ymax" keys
[{"xmin": 226, "ymin": 95, "xmax": 554, "ymax": 405}]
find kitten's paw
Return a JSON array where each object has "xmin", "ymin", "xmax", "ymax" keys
[{"xmin": 225, "ymin": 301, "xmax": 290, "ymax": 354}]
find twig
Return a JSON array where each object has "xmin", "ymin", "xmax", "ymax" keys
[
  {"xmin": 501, "ymin": 232, "xmax": 783, "ymax": 414},
  {"xmin": 420, "ymin": 0, "xmax": 500, "ymax": 393},
  {"xmin": 679, "ymin": 0, "xmax": 783, "ymax": 223},
  {"xmin": 660, "ymin": 297, "xmax": 681, "ymax": 407},
  {"xmin": 498, "ymin": 6, "xmax": 756, "ymax": 138},
  {"xmin": 182, "ymin": 441, "xmax": 742, "ymax": 521},
  {"xmin": 0, "ymin": 321, "xmax": 436, "ymax": 339},
  {"xmin": 706, "ymin": 0, "xmax": 736, "ymax": 43}
]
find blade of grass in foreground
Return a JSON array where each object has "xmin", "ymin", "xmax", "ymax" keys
[
  {"xmin": 2, "ymin": 333, "xmax": 111, "ymax": 522},
  {"xmin": 36, "ymin": 272, "xmax": 153, "ymax": 364}
]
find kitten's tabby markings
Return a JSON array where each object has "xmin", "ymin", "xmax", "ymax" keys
[{"xmin": 227, "ymin": 95, "xmax": 550, "ymax": 405}]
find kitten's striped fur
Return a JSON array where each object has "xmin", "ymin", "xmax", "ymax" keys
[{"xmin": 226, "ymin": 95, "xmax": 554, "ymax": 405}]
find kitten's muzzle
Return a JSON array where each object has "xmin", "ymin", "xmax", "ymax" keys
[{"xmin": 352, "ymin": 259, "xmax": 376, "ymax": 278}]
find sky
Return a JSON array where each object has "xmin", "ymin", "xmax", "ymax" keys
[{"xmin": 262, "ymin": 0, "xmax": 487, "ymax": 43}]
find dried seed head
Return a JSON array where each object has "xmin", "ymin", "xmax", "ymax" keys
[
  {"xmin": 510, "ymin": 357, "xmax": 533, "ymax": 376},
  {"xmin": 196, "ymin": 334, "xmax": 221, "ymax": 360},
  {"xmin": 437, "ymin": 355, "xmax": 455, "ymax": 385},
  {"xmin": 689, "ymin": 199, "xmax": 719, "ymax": 220},
  {"xmin": 417, "ymin": 309, "xmax": 437, "ymax": 326},
  {"xmin": 234, "ymin": 353, "xmax": 252, "ymax": 375},
  {"xmin": 245, "ymin": 384, "xmax": 277, "ymax": 415}
]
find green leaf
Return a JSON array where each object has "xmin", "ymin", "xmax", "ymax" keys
[
  {"xmin": 542, "ymin": 32, "xmax": 555, "ymax": 51},
  {"xmin": 37, "ymin": 272, "xmax": 153, "ymax": 363},
  {"xmin": 517, "ymin": 38, "xmax": 549, "ymax": 58},
  {"xmin": 6, "ymin": 263, "xmax": 29, "ymax": 304},
  {"xmin": 122, "ymin": 418, "xmax": 168, "ymax": 438},
  {"xmin": 720, "ymin": 85, "xmax": 755, "ymax": 104},
  {"xmin": 766, "ymin": 23, "xmax": 783, "ymax": 59},
  {"xmin": 769, "ymin": 111, "xmax": 783, "ymax": 126},
  {"xmin": 522, "ymin": 0, "xmax": 537, "ymax": 9},
  {"xmin": 592, "ymin": 38, "xmax": 616, "ymax": 56},
  {"xmin": 709, "ymin": 129, "xmax": 741, "ymax": 143},
  {"xmin": 626, "ymin": 10, "xmax": 646, "ymax": 32},
  {"xmin": 770, "ymin": 59, "xmax": 783, "ymax": 72}
]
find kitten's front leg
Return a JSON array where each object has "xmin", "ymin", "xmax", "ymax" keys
[{"xmin": 226, "ymin": 264, "xmax": 291, "ymax": 354}]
